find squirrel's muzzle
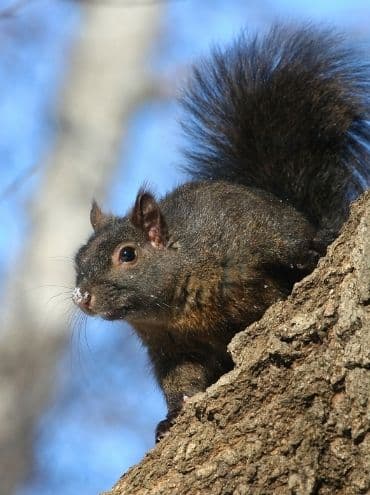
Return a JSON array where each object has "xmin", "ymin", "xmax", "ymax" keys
[{"xmin": 72, "ymin": 287, "xmax": 95, "ymax": 314}]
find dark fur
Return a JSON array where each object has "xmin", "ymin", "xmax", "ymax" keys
[
  {"xmin": 74, "ymin": 26, "xmax": 370, "ymax": 442},
  {"xmin": 182, "ymin": 25, "xmax": 370, "ymax": 235}
]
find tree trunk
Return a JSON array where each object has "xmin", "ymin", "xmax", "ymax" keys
[
  {"xmin": 0, "ymin": 5, "xmax": 161, "ymax": 494},
  {"xmin": 105, "ymin": 192, "xmax": 370, "ymax": 495}
]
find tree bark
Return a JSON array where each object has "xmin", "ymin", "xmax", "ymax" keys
[{"xmin": 105, "ymin": 192, "xmax": 370, "ymax": 495}]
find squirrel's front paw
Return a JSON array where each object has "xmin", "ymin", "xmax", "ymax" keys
[
  {"xmin": 155, "ymin": 417, "xmax": 173, "ymax": 443},
  {"xmin": 155, "ymin": 394, "xmax": 191, "ymax": 442},
  {"xmin": 155, "ymin": 409, "xmax": 181, "ymax": 443}
]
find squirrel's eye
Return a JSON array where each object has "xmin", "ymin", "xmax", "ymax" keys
[{"xmin": 119, "ymin": 246, "xmax": 137, "ymax": 263}]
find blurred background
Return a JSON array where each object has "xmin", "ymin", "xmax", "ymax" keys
[{"xmin": 0, "ymin": 1, "xmax": 369, "ymax": 494}]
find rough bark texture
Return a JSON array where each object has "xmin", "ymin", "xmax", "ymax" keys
[{"xmin": 105, "ymin": 192, "xmax": 370, "ymax": 495}]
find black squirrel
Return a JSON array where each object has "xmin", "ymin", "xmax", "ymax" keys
[{"xmin": 73, "ymin": 25, "xmax": 370, "ymax": 441}]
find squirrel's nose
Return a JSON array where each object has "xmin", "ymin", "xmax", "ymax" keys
[{"xmin": 72, "ymin": 287, "xmax": 94, "ymax": 312}]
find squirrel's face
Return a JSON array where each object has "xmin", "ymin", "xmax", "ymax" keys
[{"xmin": 73, "ymin": 191, "xmax": 178, "ymax": 322}]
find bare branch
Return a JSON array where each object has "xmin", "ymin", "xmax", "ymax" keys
[
  {"xmin": 0, "ymin": 0, "xmax": 33, "ymax": 19},
  {"xmin": 0, "ymin": 163, "xmax": 41, "ymax": 203}
]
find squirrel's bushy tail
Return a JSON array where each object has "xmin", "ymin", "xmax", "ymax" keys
[{"xmin": 182, "ymin": 25, "xmax": 370, "ymax": 235}]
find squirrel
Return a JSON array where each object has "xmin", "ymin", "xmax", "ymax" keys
[{"xmin": 73, "ymin": 25, "xmax": 370, "ymax": 442}]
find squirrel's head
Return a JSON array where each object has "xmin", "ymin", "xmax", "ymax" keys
[{"xmin": 73, "ymin": 190, "xmax": 179, "ymax": 323}]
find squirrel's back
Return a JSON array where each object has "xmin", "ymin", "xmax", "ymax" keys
[{"xmin": 182, "ymin": 25, "xmax": 370, "ymax": 238}]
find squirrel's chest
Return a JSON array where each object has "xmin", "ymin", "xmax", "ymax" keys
[
  {"xmin": 131, "ymin": 262, "xmax": 286, "ymax": 347},
  {"xmin": 169, "ymin": 265, "xmax": 275, "ymax": 337}
]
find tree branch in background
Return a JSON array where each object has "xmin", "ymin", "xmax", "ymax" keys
[
  {"xmin": 0, "ymin": 0, "xmax": 185, "ymax": 19},
  {"xmin": 0, "ymin": 0, "xmax": 33, "ymax": 19},
  {"xmin": 79, "ymin": 0, "xmax": 185, "ymax": 6},
  {"xmin": 0, "ymin": 163, "xmax": 41, "ymax": 203},
  {"xmin": 0, "ymin": 4, "xmax": 163, "ymax": 494}
]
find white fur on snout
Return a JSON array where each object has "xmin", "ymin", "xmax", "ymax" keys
[
  {"xmin": 72, "ymin": 287, "xmax": 83, "ymax": 304},
  {"xmin": 72, "ymin": 287, "xmax": 90, "ymax": 304}
]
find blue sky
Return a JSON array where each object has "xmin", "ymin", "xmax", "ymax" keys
[{"xmin": 0, "ymin": 1, "xmax": 369, "ymax": 494}]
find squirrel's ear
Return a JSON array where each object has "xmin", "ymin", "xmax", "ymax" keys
[
  {"xmin": 90, "ymin": 200, "xmax": 111, "ymax": 232},
  {"xmin": 131, "ymin": 191, "xmax": 168, "ymax": 248}
]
